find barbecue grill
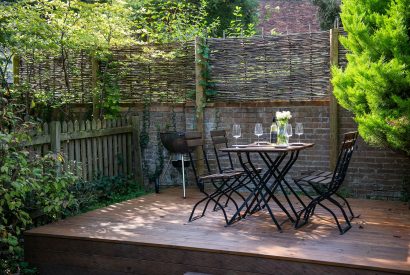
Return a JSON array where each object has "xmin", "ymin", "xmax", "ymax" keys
[{"xmin": 158, "ymin": 132, "xmax": 193, "ymax": 198}]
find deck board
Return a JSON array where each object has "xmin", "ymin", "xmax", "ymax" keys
[{"xmin": 25, "ymin": 187, "xmax": 410, "ymax": 274}]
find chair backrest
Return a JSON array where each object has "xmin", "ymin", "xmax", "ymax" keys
[
  {"xmin": 330, "ymin": 131, "xmax": 358, "ymax": 190},
  {"xmin": 210, "ymin": 130, "xmax": 235, "ymax": 173},
  {"xmin": 184, "ymin": 132, "xmax": 212, "ymax": 185}
]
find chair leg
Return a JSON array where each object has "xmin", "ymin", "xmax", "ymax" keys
[
  {"xmin": 213, "ymin": 178, "xmax": 244, "ymax": 211},
  {"xmin": 188, "ymin": 189, "xmax": 210, "ymax": 222},
  {"xmin": 189, "ymin": 179, "xmax": 231, "ymax": 225},
  {"xmin": 335, "ymin": 192, "xmax": 358, "ymax": 220},
  {"xmin": 293, "ymin": 180, "xmax": 353, "ymax": 234},
  {"xmin": 294, "ymin": 182, "xmax": 341, "ymax": 231},
  {"xmin": 327, "ymin": 196, "xmax": 352, "ymax": 234},
  {"xmin": 204, "ymin": 182, "xmax": 240, "ymax": 217}
]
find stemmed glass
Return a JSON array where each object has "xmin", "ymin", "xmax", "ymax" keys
[
  {"xmin": 254, "ymin": 123, "xmax": 263, "ymax": 145},
  {"xmin": 295, "ymin": 123, "xmax": 303, "ymax": 144},
  {"xmin": 286, "ymin": 124, "xmax": 293, "ymax": 144},
  {"xmin": 232, "ymin": 124, "xmax": 241, "ymax": 147}
]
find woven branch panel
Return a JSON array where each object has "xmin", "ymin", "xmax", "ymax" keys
[
  {"xmin": 338, "ymin": 29, "xmax": 348, "ymax": 69},
  {"xmin": 19, "ymin": 52, "xmax": 93, "ymax": 103},
  {"xmin": 207, "ymin": 31, "xmax": 331, "ymax": 101},
  {"xmin": 18, "ymin": 31, "xmax": 347, "ymax": 104},
  {"xmin": 107, "ymin": 42, "xmax": 195, "ymax": 103},
  {"xmin": 18, "ymin": 43, "xmax": 195, "ymax": 104}
]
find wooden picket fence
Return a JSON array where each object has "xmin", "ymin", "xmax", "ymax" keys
[{"xmin": 26, "ymin": 116, "xmax": 143, "ymax": 183}]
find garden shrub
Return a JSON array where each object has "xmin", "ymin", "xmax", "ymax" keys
[
  {"xmin": 332, "ymin": 0, "xmax": 410, "ymax": 155},
  {"xmin": 0, "ymin": 98, "xmax": 78, "ymax": 273},
  {"xmin": 71, "ymin": 174, "xmax": 146, "ymax": 213},
  {"xmin": 0, "ymin": 91, "xmax": 147, "ymax": 274}
]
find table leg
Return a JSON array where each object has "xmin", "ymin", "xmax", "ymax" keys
[
  {"xmin": 261, "ymin": 151, "xmax": 304, "ymax": 220},
  {"xmin": 227, "ymin": 152, "xmax": 276, "ymax": 227},
  {"xmin": 250, "ymin": 152, "xmax": 295, "ymax": 223}
]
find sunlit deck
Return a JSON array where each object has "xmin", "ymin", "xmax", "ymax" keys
[{"xmin": 25, "ymin": 187, "xmax": 410, "ymax": 274}]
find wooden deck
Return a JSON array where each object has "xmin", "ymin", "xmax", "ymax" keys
[{"xmin": 25, "ymin": 187, "xmax": 410, "ymax": 275}]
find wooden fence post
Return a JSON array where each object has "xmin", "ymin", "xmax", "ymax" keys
[
  {"xmin": 91, "ymin": 56, "xmax": 100, "ymax": 119},
  {"xmin": 12, "ymin": 55, "xmax": 20, "ymax": 86},
  {"xmin": 329, "ymin": 28, "xmax": 340, "ymax": 170},
  {"xmin": 194, "ymin": 36, "xmax": 205, "ymax": 175},
  {"xmin": 131, "ymin": 116, "xmax": 144, "ymax": 185},
  {"xmin": 50, "ymin": 121, "xmax": 61, "ymax": 174}
]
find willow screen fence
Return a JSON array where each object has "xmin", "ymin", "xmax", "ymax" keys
[
  {"xmin": 19, "ymin": 52, "xmax": 94, "ymax": 104},
  {"xmin": 17, "ymin": 29, "xmax": 346, "ymax": 104},
  {"xmin": 207, "ymin": 31, "xmax": 331, "ymax": 101},
  {"xmin": 18, "ymin": 42, "xmax": 195, "ymax": 104}
]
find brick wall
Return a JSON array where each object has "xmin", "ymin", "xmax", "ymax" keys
[
  {"xmin": 70, "ymin": 100, "xmax": 409, "ymax": 200},
  {"xmin": 339, "ymin": 108, "xmax": 410, "ymax": 200},
  {"xmin": 127, "ymin": 101, "xmax": 408, "ymax": 200}
]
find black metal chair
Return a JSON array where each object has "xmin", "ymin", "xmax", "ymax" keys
[
  {"xmin": 186, "ymin": 132, "xmax": 244, "ymax": 225},
  {"xmin": 293, "ymin": 131, "xmax": 358, "ymax": 234},
  {"xmin": 210, "ymin": 130, "xmax": 262, "ymax": 210}
]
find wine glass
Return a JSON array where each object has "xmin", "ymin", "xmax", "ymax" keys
[
  {"xmin": 295, "ymin": 123, "xmax": 303, "ymax": 144},
  {"xmin": 286, "ymin": 123, "xmax": 293, "ymax": 143},
  {"xmin": 254, "ymin": 123, "xmax": 263, "ymax": 145},
  {"xmin": 232, "ymin": 124, "xmax": 241, "ymax": 147}
]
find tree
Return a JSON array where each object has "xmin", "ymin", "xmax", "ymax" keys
[
  {"xmin": 127, "ymin": 0, "xmax": 258, "ymax": 42},
  {"xmin": 200, "ymin": 0, "xmax": 258, "ymax": 37},
  {"xmin": 332, "ymin": 0, "xmax": 410, "ymax": 155},
  {"xmin": 0, "ymin": 0, "xmax": 137, "ymax": 118},
  {"xmin": 311, "ymin": 0, "xmax": 341, "ymax": 30},
  {"xmin": 226, "ymin": 5, "xmax": 256, "ymax": 37},
  {"xmin": 127, "ymin": 0, "xmax": 219, "ymax": 43}
]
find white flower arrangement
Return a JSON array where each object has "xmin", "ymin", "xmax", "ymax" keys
[{"xmin": 276, "ymin": 111, "xmax": 292, "ymax": 121}]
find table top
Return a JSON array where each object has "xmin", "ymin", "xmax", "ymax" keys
[{"xmin": 220, "ymin": 143, "xmax": 314, "ymax": 153}]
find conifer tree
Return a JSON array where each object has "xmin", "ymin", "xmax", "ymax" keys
[{"xmin": 332, "ymin": 0, "xmax": 410, "ymax": 155}]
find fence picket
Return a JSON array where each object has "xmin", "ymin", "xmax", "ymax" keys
[
  {"xmin": 80, "ymin": 120, "xmax": 87, "ymax": 180},
  {"xmin": 122, "ymin": 117, "xmax": 127, "ymax": 175},
  {"xmin": 62, "ymin": 121, "xmax": 68, "ymax": 171},
  {"xmin": 126, "ymin": 117, "xmax": 132, "ymax": 176},
  {"xmin": 86, "ymin": 120, "xmax": 93, "ymax": 180},
  {"xmin": 25, "ymin": 116, "xmax": 140, "ymax": 182},
  {"xmin": 112, "ymin": 119, "xmax": 118, "ymax": 176},
  {"xmin": 74, "ymin": 120, "xmax": 81, "ymax": 176},
  {"xmin": 91, "ymin": 120, "xmax": 98, "ymax": 177},
  {"xmin": 116, "ymin": 118, "xmax": 123, "ymax": 175},
  {"xmin": 95, "ymin": 119, "xmax": 103, "ymax": 176},
  {"xmin": 42, "ymin": 122, "xmax": 49, "ymax": 155},
  {"xmin": 102, "ymin": 119, "xmax": 109, "ymax": 177},
  {"xmin": 67, "ymin": 121, "xmax": 75, "ymax": 173},
  {"xmin": 107, "ymin": 120, "xmax": 113, "ymax": 177}
]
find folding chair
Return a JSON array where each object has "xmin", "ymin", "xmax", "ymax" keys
[
  {"xmin": 293, "ymin": 131, "xmax": 358, "ymax": 234},
  {"xmin": 210, "ymin": 130, "xmax": 261, "ymax": 210},
  {"xmin": 186, "ymin": 132, "xmax": 244, "ymax": 225}
]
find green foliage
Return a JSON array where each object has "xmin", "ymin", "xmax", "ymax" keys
[
  {"xmin": 226, "ymin": 5, "xmax": 256, "ymax": 37},
  {"xmin": 129, "ymin": 0, "xmax": 219, "ymax": 43},
  {"xmin": 0, "ymin": 94, "xmax": 78, "ymax": 273},
  {"xmin": 196, "ymin": 39, "xmax": 216, "ymax": 102},
  {"xmin": 71, "ymin": 174, "xmax": 146, "ymax": 213},
  {"xmin": 0, "ymin": 0, "xmax": 137, "ymax": 118},
  {"xmin": 0, "ymin": 88, "xmax": 146, "ymax": 273},
  {"xmin": 332, "ymin": 0, "xmax": 410, "ymax": 155},
  {"xmin": 96, "ymin": 56, "xmax": 123, "ymax": 119},
  {"xmin": 311, "ymin": 0, "xmax": 341, "ymax": 30},
  {"xmin": 128, "ymin": 0, "xmax": 258, "ymax": 41},
  {"xmin": 200, "ymin": 0, "xmax": 258, "ymax": 37}
]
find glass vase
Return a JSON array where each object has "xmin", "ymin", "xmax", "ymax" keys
[{"xmin": 276, "ymin": 120, "xmax": 288, "ymax": 145}]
